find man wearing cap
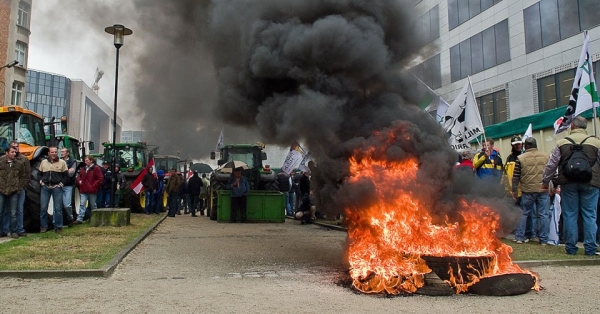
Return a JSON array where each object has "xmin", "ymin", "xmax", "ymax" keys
[
  {"xmin": 226, "ymin": 167, "xmax": 250, "ymax": 223},
  {"xmin": 512, "ymin": 137, "xmax": 550, "ymax": 245}
]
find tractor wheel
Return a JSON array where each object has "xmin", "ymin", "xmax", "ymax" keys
[
  {"xmin": 24, "ymin": 158, "xmax": 42, "ymax": 232},
  {"xmin": 121, "ymin": 179, "xmax": 143, "ymax": 212}
]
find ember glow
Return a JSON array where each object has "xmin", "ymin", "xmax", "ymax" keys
[{"xmin": 346, "ymin": 156, "xmax": 538, "ymax": 294}]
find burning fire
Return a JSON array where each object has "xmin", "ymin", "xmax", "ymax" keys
[{"xmin": 346, "ymin": 156, "xmax": 538, "ymax": 294}]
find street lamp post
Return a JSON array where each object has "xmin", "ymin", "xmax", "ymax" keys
[{"xmin": 105, "ymin": 24, "xmax": 132, "ymax": 208}]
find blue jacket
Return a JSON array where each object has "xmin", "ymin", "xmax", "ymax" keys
[
  {"xmin": 473, "ymin": 150, "xmax": 503, "ymax": 181},
  {"xmin": 226, "ymin": 175, "xmax": 250, "ymax": 197}
]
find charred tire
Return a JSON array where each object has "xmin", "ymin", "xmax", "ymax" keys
[
  {"xmin": 121, "ymin": 179, "xmax": 143, "ymax": 213},
  {"xmin": 24, "ymin": 158, "xmax": 42, "ymax": 232}
]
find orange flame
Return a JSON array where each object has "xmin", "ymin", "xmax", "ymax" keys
[{"xmin": 346, "ymin": 157, "xmax": 538, "ymax": 294}]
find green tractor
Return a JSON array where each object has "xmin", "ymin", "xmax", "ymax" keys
[
  {"xmin": 208, "ymin": 143, "xmax": 280, "ymax": 221},
  {"xmin": 144, "ymin": 154, "xmax": 180, "ymax": 210},
  {"xmin": 102, "ymin": 141, "xmax": 148, "ymax": 212}
]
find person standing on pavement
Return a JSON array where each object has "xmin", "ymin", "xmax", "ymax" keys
[
  {"xmin": 60, "ymin": 147, "xmax": 77, "ymax": 226},
  {"xmin": 199, "ymin": 173, "xmax": 210, "ymax": 216},
  {"xmin": 0, "ymin": 146, "xmax": 28, "ymax": 238},
  {"xmin": 542, "ymin": 116, "xmax": 600, "ymax": 256},
  {"xmin": 165, "ymin": 168, "xmax": 182, "ymax": 217},
  {"xmin": 1, "ymin": 141, "xmax": 30, "ymax": 237},
  {"xmin": 142, "ymin": 165, "xmax": 156, "ymax": 214},
  {"xmin": 187, "ymin": 171, "xmax": 203, "ymax": 217},
  {"xmin": 512, "ymin": 137, "xmax": 551, "ymax": 245},
  {"xmin": 75, "ymin": 155, "xmax": 104, "ymax": 224},
  {"xmin": 38, "ymin": 146, "xmax": 68, "ymax": 233},
  {"xmin": 277, "ymin": 170, "xmax": 292, "ymax": 216},
  {"xmin": 227, "ymin": 167, "xmax": 250, "ymax": 223}
]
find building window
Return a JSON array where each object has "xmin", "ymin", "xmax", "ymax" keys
[
  {"xmin": 450, "ymin": 20, "xmax": 510, "ymax": 82},
  {"xmin": 477, "ymin": 90, "xmax": 507, "ymax": 126},
  {"xmin": 448, "ymin": 0, "xmax": 502, "ymax": 30},
  {"xmin": 413, "ymin": 5, "xmax": 440, "ymax": 49},
  {"xmin": 11, "ymin": 82, "xmax": 24, "ymax": 106},
  {"xmin": 524, "ymin": 0, "xmax": 600, "ymax": 53},
  {"xmin": 412, "ymin": 54, "xmax": 441, "ymax": 89},
  {"xmin": 538, "ymin": 63, "xmax": 599, "ymax": 112},
  {"xmin": 15, "ymin": 42, "xmax": 26, "ymax": 67},
  {"xmin": 17, "ymin": 1, "xmax": 30, "ymax": 28}
]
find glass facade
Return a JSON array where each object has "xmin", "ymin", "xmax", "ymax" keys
[
  {"xmin": 24, "ymin": 70, "xmax": 71, "ymax": 134},
  {"xmin": 538, "ymin": 63, "xmax": 600, "ymax": 112},
  {"xmin": 412, "ymin": 54, "xmax": 441, "ymax": 89},
  {"xmin": 413, "ymin": 5, "xmax": 440, "ymax": 49},
  {"xmin": 524, "ymin": 0, "xmax": 600, "ymax": 53},
  {"xmin": 450, "ymin": 19, "xmax": 510, "ymax": 82},
  {"xmin": 448, "ymin": 0, "xmax": 502, "ymax": 30},
  {"xmin": 478, "ymin": 90, "xmax": 507, "ymax": 127}
]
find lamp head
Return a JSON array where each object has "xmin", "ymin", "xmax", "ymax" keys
[{"xmin": 105, "ymin": 24, "xmax": 133, "ymax": 48}]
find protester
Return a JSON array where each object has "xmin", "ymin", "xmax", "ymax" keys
[
  {"xmin": 454, "ymin": 150, "xmax": 474, "ymax": 172},
  {"xmin": 288, "ymin": 170, "xmax": 296, "ymax": 215},
  {"xmin": 293, "ymin": 171, "xmax": 302, "ymax": 211},
  {"xmin": 60, "ymin": 147, "xmax": 77, "ymax": 226},
  {"xmin": 295, "ymin": 190, "xmax": 316, "ymax": 225},
  {"xmin": 226, "ymin": 167, "xmax": 250, "ymax": 223},
  {"xmin": 38, "ymin": 147, "xmax": 68, "ymax": 233},
  {"xmin": 165, "ymin": 168, "xmax": 182, "ymax": 217},
  {"xmin": 512, "ymin": 137, "xmax": 550, "ymax": 245},
  {"xmin": 277, "ymin": 170, "xmax": 292, "ymax": 216},
  {"xmin": 153, "ymin": 170, "xmax": 165, "ymax": 214},
  {"xmin": 542, "ymin": 116, "xmax": 600, "ymax": 256},
  {"xmin": 142, "ymin": 165, "xmax": 156, "ymax": 214},
  {"xmin": 0, "ymin": 146, "xmax": 28, "ymax": 238},
  {"xmin": 1, "ymin": 141, "xmax": 30, "ymax": 237},
  {"xmin": 187, "ymin": 171, "xmax": 203, "ymax": 217},
  {"xmin": 199, "ymin": 173, "xmax": 210, "ymax": 216},
  {"xmin": 473, "ymin": 138, "xmax": 503, "ymax": 181},
  {"xmin": 96, "ymin": 162, "xmax": 111, "ymax": 208},
  {"xmin": 548, "ymin": 181, "xmax": 561, "ymax": 246},
  {"xmin": 179, "ymin": 174, "xmax": 189, "ymax": 215},
  {"xmin": 113, "ymin": 165, "xmax": 126, "ymax": 207},
  {"xmin": 75, "ymin": 155, "xmax": 104, "ymax": 224},
  {"xmin": 299, "ymin": 170, "xmax": 311, "ymax": 198}
]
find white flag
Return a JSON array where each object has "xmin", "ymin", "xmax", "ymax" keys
[
  {"xmin": 442, "ymin": 77, "xmax": 484, "ymax": 151},
  {"xmin": 523, "ymin": 123, "xmax": 533, "ymax": 141},
  {"xmin": 435, "ymin": 96, "xmax": 450, "ymax": 124},
  {"xmin": 215, "ymin": 129, "xmax": 224, "ymax": 151},
  {"xmin": 281, "ymin": 141, "xmax": 306, "ymax": 174},
  {"xmin": 555, "ymin": 31, "xmax": 598, "ymax": 134}
]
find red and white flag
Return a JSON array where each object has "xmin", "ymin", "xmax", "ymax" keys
[{"xmin": 131, "ymin": 157, "xmax": 155, "ymax": 194}]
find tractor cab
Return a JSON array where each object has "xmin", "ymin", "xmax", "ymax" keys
[
  {"xmin": 0, "ymin": 106, "xmax": 47, "ymax": 159},
  {"xmin": 103, "ymin": 142, "xmax": 147, "ymax": 171}
]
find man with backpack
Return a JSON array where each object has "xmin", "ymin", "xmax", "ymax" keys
[
  {"xmin": 512, "ymin": 137, "xmax": 550, "ymax": 245},
  {"xmin": 543, "ymin": 116, "xmax": 600, "ymax": 256}
]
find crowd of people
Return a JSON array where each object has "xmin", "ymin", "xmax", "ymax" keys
[{"xmin": 456, "ymin": 116, "xmax": 600, "ymax": 256}]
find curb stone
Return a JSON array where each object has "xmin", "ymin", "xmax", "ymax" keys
[{"xmin": 0, "ymin": 214, "xmax": 167, "ymax": 279}]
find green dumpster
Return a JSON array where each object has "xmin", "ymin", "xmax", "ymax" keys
[{"xmin": 217, "ymin": 190, "xmax": 286, "ymax": 222}]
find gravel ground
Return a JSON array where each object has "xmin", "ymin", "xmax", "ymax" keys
[{"xmin": 1, "ymin": 214, "xmax": 599, "ymax": 313}]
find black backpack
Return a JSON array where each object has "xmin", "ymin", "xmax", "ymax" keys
[{"xmin": 562, "ymin": 136, "xmax": 594, "ymax": 182}]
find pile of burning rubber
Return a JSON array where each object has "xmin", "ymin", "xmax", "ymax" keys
[{"xmin": 344, "ymin": 136, "xmax": 538, "ymax": 296}]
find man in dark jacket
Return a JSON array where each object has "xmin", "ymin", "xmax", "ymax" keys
[
  {"xmin": 142, "ymin": 165, "xmax": 156, "ymax": 214},
  {"xmin": 187, "ymin": 171, "xmax": 203, "ymax": 217},
  {"xmin": 1, "ymin": 141, "xmax": 30, "ymax": 237},
  {"xmin": 38, "ymin": 147, "xmax": 68, "ymax": 233},
  {"xmin": 226, "ymin": 167, "xmax": 250, "ymax": 223},
  {"xmin": 0, "ymin": 146, "xmax": 28, "ymax": 238},
  {"xmin": 165, "ymin": 168, "xmax": 182, "ymax": 217}
]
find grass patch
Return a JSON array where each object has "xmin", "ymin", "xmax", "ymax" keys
[{"xmin": 0, "ymin": 213, "xmax": 162, "ymax": 270}]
